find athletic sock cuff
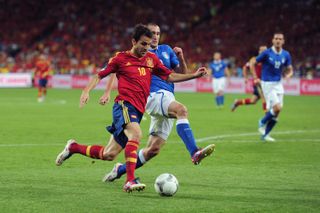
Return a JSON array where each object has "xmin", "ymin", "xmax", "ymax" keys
[
  {"xmin": 176, "ymin": 119, "xmax": 189, "ymax": 125},
  {"xmin": 138, "ymin": 149, "xmax": 146, "ymax": 164}
]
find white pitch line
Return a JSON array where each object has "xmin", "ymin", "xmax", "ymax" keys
[
  {"xmin": 196, "ymin": 129, "xmax": 320, "ymax": 142},
  {"xmin": 0, "ymin": 129, "xmax": 319, "ymax": 147}
]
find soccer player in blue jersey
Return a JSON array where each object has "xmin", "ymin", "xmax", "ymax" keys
[
  {"xmin": 208, "ymin": 52, "xmax": 230, "ymax": 108},
  {"xmin": 250, "ymin": 33, "xmax": 293, "ymax": 141},
  {"xmin": 100, "ymin": 23, "xmax": 215, "ymax": 182}
]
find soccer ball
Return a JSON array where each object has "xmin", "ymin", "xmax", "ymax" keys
[{"xmin": 154, "ymin": 173, "xmax": 179, "ymax": 196}]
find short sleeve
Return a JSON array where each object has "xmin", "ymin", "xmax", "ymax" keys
[
  {"xmin": 168, "ymin": 46, "xmax": 180, "ymax": 69},
  {"xmin": 285, "ymin": 52, "xmax": 292, "ymax": 67},
  {"xmin": 98, "ymin": 54, "xmax": 119, "ymax": 79},
  {"xmin": 153, "ymin": 56, "xmax": 172, "ymax": 80},
  {"xmin": 256, "ymin": 50, "xmax": 268, "ymax": 63}
]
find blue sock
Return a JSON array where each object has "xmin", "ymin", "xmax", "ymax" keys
[
  {"xmin": 221, "ymin": 95, "xmax": 224, "ymax": 105},
  {"xmin": 176, "ymin": 119, "xmax": 198, "ymax": 157},
  {"xmin": 215, "ymin": 96, "xmax": 220, "ymax": 106},
  {"xmin": 264, "ymin": 118, "xmax": 277, "ymax": 136},
  {"xmin": 117, "ymin": 149, "xmax": 146, "ymax": 178},
  {"xmin": 261, "ymin": 109, "xmax": 275, "ymax": 125}
]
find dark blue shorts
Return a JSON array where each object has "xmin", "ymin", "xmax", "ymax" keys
[
  {"xmin": 39, "ymin": 79, "xmax": 48, "ymax": 87},
  {"xmin": 106, "ymin": 101, "xmax": 143, "ymax": 148},
  {"xmin": 253, "ymin": 85, "xmax": 261, "ymax": 98}
]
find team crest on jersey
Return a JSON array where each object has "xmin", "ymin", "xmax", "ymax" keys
[
  {"xmin": 146, "ymin": 57, "xmax": 154, "ymax": 68},
  {"xmin": 162, "ymin": 52, "xmax": 169, "ymax": 60},
  {"xmin": 131, "ymin": 114, "xmax": 137, "ymax": 119},
  {"xmin": 281, "ymin": 58, "xmax": 285, "ymax": 63},
  {"xmin": 125, "ymin": 62, "xmax": 131, "ymax": 66}
]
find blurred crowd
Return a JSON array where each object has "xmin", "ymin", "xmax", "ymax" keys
[{"xmin": 1, "ymin": 0, "xmax": 319, "ymax": 78}]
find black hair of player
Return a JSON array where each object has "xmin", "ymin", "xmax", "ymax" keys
[{"xmin": 132, "ymin": 24, "xmax": 153, "ymax": 42}]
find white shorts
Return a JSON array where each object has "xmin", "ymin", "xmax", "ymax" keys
[
  {"xmin": 261, "ymin": 81, "xmax": 284, "ymax": 110},
  {"xmin": 212, "ymin": 77, "xmax": 226, "ymax": 94},
  {"xmin": 145, "ymin": 90, "xmax": 176, "ymax": 140}
]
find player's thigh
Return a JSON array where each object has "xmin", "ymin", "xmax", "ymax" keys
[
  {"xmin": 212, "ymin": 78, "xmax": 225, "ymax": 93},
  {"xmin": 124, "ymin": 122, "xmax": 142, "ymax": 141},
  {"xmin": 146, "ymin": 135, "xmax": 166, "ymax": 149},
  {"xmin": 167, "ymin": 100, "xmax": 187, "ymax": 118},
  {"xmin": 149, "ymin": 115, "xmax": 174, "ymax": 141},
  {"xmin": 146, "ymin": 90, "xmax": 175, "ymax": 117}
]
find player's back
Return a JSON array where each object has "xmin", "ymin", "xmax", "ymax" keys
[{"xmin": 149, "ymin": 44, "xmax": 179, "ymax": 93}]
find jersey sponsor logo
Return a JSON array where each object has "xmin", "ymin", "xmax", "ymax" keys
[{"xmin": 146, "ymin": 57, "xmax": 154, "ymax": 68}]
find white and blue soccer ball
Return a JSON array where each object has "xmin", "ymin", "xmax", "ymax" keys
[{"xmin": 154, "ymin": 173, "xmax": 179, "ymax": 196}]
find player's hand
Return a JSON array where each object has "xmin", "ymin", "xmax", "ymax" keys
[
  {"xmin": 194, "ymin": 67, "xmax": 208, "ymax": 78},
  {"xmin": 79, "ymin": 90, "xmax": 89, "ymax": 108},
  {"xmin": 99, "ymin": 93, "xmax": 111, "ymax": 105},
  {"xmin": 173, "ymin": 47, "xmax": 183, "ymax": 57}
]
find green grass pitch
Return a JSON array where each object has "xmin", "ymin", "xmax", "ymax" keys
[{"xmin": 0, "ymin": 88, "xmax": 320, "ymax": 213}]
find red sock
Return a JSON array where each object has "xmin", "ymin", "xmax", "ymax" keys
[
  {"xmin": 262, "ymin": 102, "xmax": 267, "ymax": 112},
  {"xmin": 236, "ymin": 98, "xmax": 251, "ymax": 106},
  {"xmin": 125, "ymin": 140, "xmax": 139, "ymax": 182},
  {"xmin": 244, "ymin": 98, "xmax": 252, "ymax": 105},
  {"xmin": 70, "ymin": 143, "xmax": 104, "ymax": 159}
]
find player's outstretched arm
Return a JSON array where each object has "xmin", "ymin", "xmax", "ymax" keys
[
  {"xmin": 80, "ymin": 74, "xmax": 101, "ymax": 108},
  {"xmin": 99, "ymin": 73, "xmax": 116, "ymax": 105},
  {"xmin": 167, "ymin": 67, "xmax": 208, "ymax": 83}
]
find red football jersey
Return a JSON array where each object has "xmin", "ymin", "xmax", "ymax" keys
[
  {"xmin": 35, "ymin": 60, "xmax": 50, "ymax": 79},
  {"xmin": 98, "ymin": 51, "xmax": 172, "ymax": 113},
  {"xmin": 255, "ymin": 63, "xmax": 262, "ymax": 79},
  {"xmin": 244, "ymin": 61, "xmax": 262, "ymax": 79}
]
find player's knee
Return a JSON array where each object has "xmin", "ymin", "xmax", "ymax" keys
[
  {"xmin": 176, "ymin": 104, "xmax": 188, "ymax": 117},
  {"xmin": 127, "ymin": 129, "xmax": 143, "ymax": 142},
  {"xmin": 273, "ymin": 105, "xmax": 282, "ymax": 114}
]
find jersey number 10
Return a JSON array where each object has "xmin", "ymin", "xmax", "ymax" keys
[{"xmin": 138, "ymin": 67, "xmax": 146, "ymax": 76}]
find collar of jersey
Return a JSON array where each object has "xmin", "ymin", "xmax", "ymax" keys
[{"xmin": 271, "ymin": 46, "xmax": 283, "ymax": 55}]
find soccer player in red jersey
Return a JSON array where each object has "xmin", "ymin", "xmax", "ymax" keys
[
  {"xmin": 34, "ymin": 55, "xmax": 50, "ymax": 102},
  {"xmin": 55, "ymin": 24, "xmax": 208, "ymax": 193},
  {"xmin": 231, "ymin": 46, "xmax": 267, "ymax": 112}
]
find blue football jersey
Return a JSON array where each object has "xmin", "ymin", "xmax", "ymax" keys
[
  {"xmin": 256, "ymin": 47, "xmax": 292, "ymax": 82},
  {"xmin": 209, "ymin": 60, "xmax": 227, "ymax": 78},
  {"xmin": 149, "ymin": 44, "xmax": 180, "ymax": 93}
]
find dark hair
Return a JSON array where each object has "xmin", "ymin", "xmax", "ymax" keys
[{"xmin": 132, "ymin": 24, "xmax": 152, "ymax": 41}]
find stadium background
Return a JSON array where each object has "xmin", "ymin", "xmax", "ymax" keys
[{"xmin": 1, "ymin": 0, "xmax": 320, "ymax": 78}]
